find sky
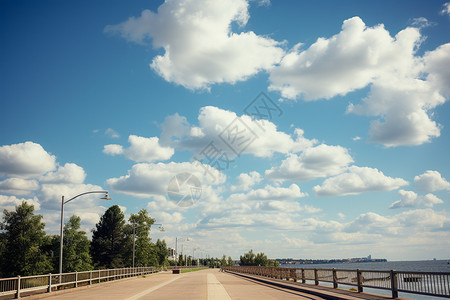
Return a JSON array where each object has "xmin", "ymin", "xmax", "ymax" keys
[{"xmin": 1, "ymin": 0, "xmax": 450, "ymax": 261}]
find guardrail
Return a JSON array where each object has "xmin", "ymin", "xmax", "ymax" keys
[
  {"xmin": 0, "ymin": 267, "xmax": 159, "ymax": 299},
  {"xmin": 221, "ymin": 266, "xmax": 450, "ymax": 298}
]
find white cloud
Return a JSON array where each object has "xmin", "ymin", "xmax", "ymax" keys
[
  {"xmin": 105, "ymin": 128, "xmax": 120, "ymax": 138},
  {"xmin": 105, "ymin": 0, "xmax": 284, "ymax": 89},
  {"xmin": 269, "ymin": 17, "xmax": 422, "ymax": 100},
  {"xmin": 104, "ymin": 135, "xmax": 174, "ymax": 162},
  {"xmin": 390, "ymin": 189, "xmax": 444, "ymax": 209},
  {"xmin": 161, "ymin": 106, "xmax": 317, "ymax": 158},
  {"xmin": 423, "ymin": 43, "xmax": 450, "ymax": 98},
  {"xmin": 230, "ymin": 184, "xmax": 307, "ymax": 201},
  {"xmin": 268, "ymin": 16, "xmax": 449, "ymax": 147},
  {"xmin": 0, "ymin": 178, "xmax": 39, "ymax": 196},
  {"xmin": 40, "ymin": 163, "xmax": 86, "ymax": 184},
  {"xmin": 152, "ymin": 211, "xmax": 184, "ymax": 224},
  {"xmin": 313, "ymin": 166, "xmax": 408, "ymax": 196},
  {"xmin": 348, "ymin": 76, "xmax": 445, "ymax": 147},
  {"xmin": 39, "ymin": 183, "xmax": 104, "ymax": 210},
  {"xmin": 231, "ymin": 171, "xmax": 262, "ymax": 192},
  {"xmin": 0, "ymin": 141, "xmax": 56, "ymax": 178},
  {"xmin": 414, "ymin": 170, "xmax": 450, "ymax": 191},
  {"xmin": 103, "ymin": 144, "xmax": 124, "ymax": 156},
  {"xmin": 106, "ymin": 161, "xmax": 225, "ymax": 198},
  {"xmin": 441, "ymin": 2, "xmax": 450, "ymax": 17},
  {"xmin": 352, "ymin": 136, "xmax": 361, "ymax": 141},
  {"xmin": 266, "ymin": 144, "xmax": 353, "ymax": 181},
  {"xmin": 0, "ymin": 194, "xmax": 40, "ymax": 211}
]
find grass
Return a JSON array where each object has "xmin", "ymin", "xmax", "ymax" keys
[{"xmin": 180, "ymin": 268, "xmax": 208, "ymax": 273}]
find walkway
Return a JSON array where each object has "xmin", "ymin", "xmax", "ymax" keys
[{"xmin": 27, "ymin": 269, "xmax": 397, "ymax": 300}]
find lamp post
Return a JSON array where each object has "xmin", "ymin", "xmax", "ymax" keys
[
  {"xmin": 175, "ymin": 237, "xmax": 189, "ymax": 267},
  {"xmin": 132, "ymin": 223, "xmax": 165, "ymax": 268},
  {"xmin": 59, "ymin": 191, "xmax": 110, "ymax": 280}
]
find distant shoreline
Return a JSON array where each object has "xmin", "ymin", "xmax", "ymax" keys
[{"xmin": 277, "ymin": 258, "xmax": 387, "ymax": 265}]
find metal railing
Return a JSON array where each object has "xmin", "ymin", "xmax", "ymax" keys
[
  {"xmin": 0, "ymin": 267, "xmax": 160, "ymax": 299},
  {"xmin": 221, "ymin": 266, "xmax": 450, "ymax": 298}
]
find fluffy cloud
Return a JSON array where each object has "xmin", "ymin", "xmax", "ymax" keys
[
  {"xmin": 0, "ymin": 178, "xmax": 39, "ymax": 196},
  {"xmin": 229, "ymin": 183, "xmax": 306, "ymax": 202},
  {"xmin": 266, "ymin": 144, "xmax": 353, "ymax": 181},
  {"xmin": 106, "ymin": 161, "xmax": 225, "ymax": 198},
  {"xmin": 161, "ymin": 106, "xmax": 317, "ymax": 158},
  {"xmin": 231, "ymin": 171, "xmax": 262, "ymax": 192},
  {"xmin": 38, "ymin": 183, "xmax": 104, "ymax": 210},
  {"xmin": 0, "ymin": 194, "xmax": 41, "ymax": 211},
  {"xmin": 313, "ymin": 166, "xmax": 408, "ymax": 196},
  {"xmin": 104, "ymin": 135, "xmax": 174, "ymax": 162},
  {"xmin": 390, "ymin": 190, "xmax": 443, "ymax": 209},
  {"xmin": 345, "ymin": 209, "xmax": 450, "ymax": 235},
  {"xmin": 268, "ymin": 16, "xmax": 449, "ymax": 147},
  {"xmin": 0, "ymin": 141, "xmax": 56, "ymax": 178},
  {"xmin": 414, "ymin": 170, "xmax": 450, "ymax": 191},
  {"xmin": 40, "ymin": 163, "xmax": 86, "ymax": 184},
  {"xmin": 269, "ymin": 17, "xmax": 422, "ymax": 100},
  {"xmin": 105, "ymin": 0, "xmax": 284, "ymax": 89}
]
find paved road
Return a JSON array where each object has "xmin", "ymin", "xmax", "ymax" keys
[{"xmin": 41, "ymin": 269, "xmax": 324, "ymax": 300}]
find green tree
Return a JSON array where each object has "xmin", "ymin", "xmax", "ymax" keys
[
  {"xmin": 155, "ymin": 239, "xmax": 169, "ymax": 266},
  {"xmin": 60, "ymin": 215, "xmax": 93, "ymax": 272},
  {"xmin": 124, "ymin": 209, "xmax": 157, "ymax": 267},
  {"xmin": 227, "ymin": 256, "xmax": 234, "ymax": 266},
  {"xmin": 254, "ymin": 252, "xmax": 268, "ymax": 266},
  {"xmin": 239, "ymin": 249, "xmax": 256, "ymax": 266},
  {"xmin": 220, "ymin": 254, "xmax": 227, "ymax": 266},
  {"xmin": 0, "ymin": 202, "xmax": 52, "ymax": 276},
  {"xmin": 91, "ymin": 205, "xmax": 127, "ymax": 268}
]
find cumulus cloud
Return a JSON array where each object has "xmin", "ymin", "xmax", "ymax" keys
[
  {"xmin": 266, "ymin": 144, "xmax": 353, "ymax": 181},
  {"xmin": 0, "ymin": 178, "xmax": 39, "ymax": 196},
  {"xmin": 390, "ymin": 190, "xmax": 443, "ymax": 209},
  {"xmin": 229, "ymin": 183, "xmax": 307, "ymax": 202},
  {"xmin": 414, "ymin": 170, "xmax": 450, "ymax": 191},
  {"xmin": 161, "ymin": 106, "xmax": 317, "ymax": 158},
  {"xmin": 104, "ymin": 135, "xmax": 174, "ymax": 162},
  {"xmin": 106, "ymin": 161, "xmax": 225, "ymax": 198},
  {"xmin": 0, "ymin": 141, "xmax": 56, "ymax": 178},
  {"xmin": 40, "ymin": 163, "xmax": 86, "ymax": 184},
  {"xmin": 105, "ymin": 0, "xmax": 284, "ymax": 89},
  {"xmin": 39, "ymin": 183, "xmax": 104, "ymax": 210},
  {"xmin": 313, "ymin": 166, "xmax": 408, "ymax": 196},
  {"xmin": 268, "ymin": 16, "xmax": 449, "ymax": 147},
  {"xmin": 269, "ymin": 17, "xmax": 422, "ymax": 100},
  {"xmin": 0, "ymin": 194, "xmax": 41, "ymax": 211},
  {"xmin": 231, "ymin": 171, "xmax": 262, "ymax": 191}
]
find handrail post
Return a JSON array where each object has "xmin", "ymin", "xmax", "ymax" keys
[
  {"xmin": 48, "ymin": 273, "xmax": 52, "ymax": 293},
  {"xmin": 333, "ymin": 269, "xmax": 338, "ymax": 288},
  {"xmin": 357, "ymin": 269, "xmax": 363, "ymax": 293},
  {"xmin": 15, "ymin": 275, "xmax": 21, "ymax": 299},
  {"xmin": 390, "ymin": 270, "xmax": 398, "ymax": 298},
  {"xmin": 302, "ymin": 269, "xmax": 305, "ymax": 283},
  {"xmin": 314, "ymin": 268, "xmax": 319, "ymax": 285},
  {"xmin": 75, "ymin": 271, "xmax": 78, "ymax": 288},
  {"xmin": 89, "ymin": 271, "xmax": 92, "ymax": 285},
  {"xmin": 107, "ymin": 269, "xmax": 109, "ymax": 281}
]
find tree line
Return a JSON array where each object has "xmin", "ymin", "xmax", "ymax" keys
[{"xmin": 0, "ymin": 202, "xmax": 169, "ymax": 278}]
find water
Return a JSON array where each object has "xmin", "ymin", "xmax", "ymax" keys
[{"xmin": 280, "ymin": 260, "xmax": 450, "ymax": 300}]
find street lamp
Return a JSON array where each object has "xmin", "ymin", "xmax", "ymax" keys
[
  {"xmin": 175, "ymin": 237, "xmax": 189, "ymax": 267},
  {"xmin": 132, "ymin": 223, "xmax": 165, "ymax": 268},
  {"xmin": 59, "ymin": 191, "xmax": 110, "ymax": 279}
]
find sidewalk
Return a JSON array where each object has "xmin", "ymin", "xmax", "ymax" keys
[{"xmin": 23, "ymin": 269, "xmax": 405, "ymax": 300}]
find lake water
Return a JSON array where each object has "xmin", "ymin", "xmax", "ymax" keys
[{"xmin": 280, "ymin": 260, "xmax": 450, "ymax": 300}]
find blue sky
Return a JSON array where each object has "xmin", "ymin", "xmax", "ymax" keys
[{"xmin": 1, "ymin": 0, "xmax": 450, "ymax": 261}]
